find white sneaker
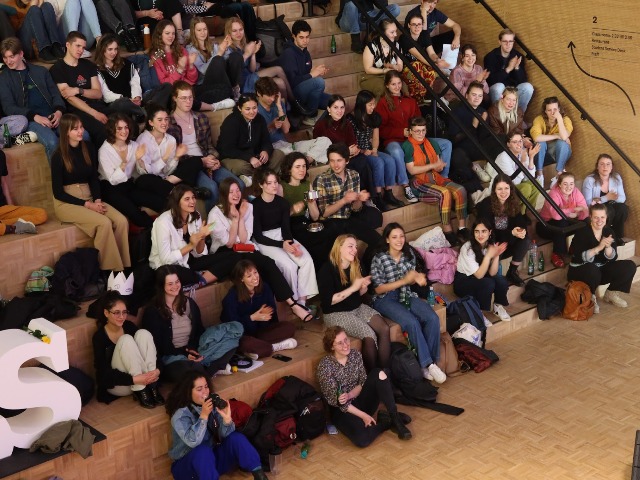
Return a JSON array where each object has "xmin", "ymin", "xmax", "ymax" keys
[
  {"xmin": 14, "ymin": 131, "xmax": 38, "ymax": 145},
  {"xmin": 471, "ymin": 189, "xmax": 488, "ymax": 205},
  {"xmin": 404, "ymin": 186, "xmax": 418, "ymax": 203},
  {"xmin": 212, "ymin": 98, "xmax": 236, "ymax": 111},
  {"xmin": 245, "ymin": 352, "xmax": 259, "ymax": 360},
  {"xmin": 535, "ymin": 174, "xmax": 544, "ymax": 188},
  {"xmin": 14, "ymin": 218, "xmax": 37, "ymax": 234},
  {"xmin": 239, "ymin": 174, "xmax": 253, "ymax": 188},
  {"xmin": 302, "ymin": 116, "xmax": 317, "ymax": 127},
  {"xmin": 549, "ymin": 176, "xmax": 559, "ymax": 189},
  {"xmin": 215, "ymin": 363, "xmax": 233, "ymax": 376},
  {"xmin": 472, "ymin": 162, "xmax": 491, "ymax": 182},
  {"xmin": 272, "ymin": 338, "xmax": 297, "ymax": 352},
  {"xmin": 603, "ymin": 290, "xmax": 628, "ymax": 308},
  {"xmin": 492, "ymin": 303, "xmax": 511, "ymax": 321},
  {"xmin": 592, "ymin": 294, "xmax": 600, "ymax": 314},
  {"xmin": 81, "ymin": 49, "xmax": 92, "ymax": 59},
  {"xmin": 426, "ymin": 363, "xmax": 446, "ymax": 384},
  {"xmin": 483, "ymin": 315, "xmax": 493, "ymax": 328}
]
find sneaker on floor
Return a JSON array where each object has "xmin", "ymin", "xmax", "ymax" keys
[
  {"xmin": 13, "ymin": 131, "xmax": 38, "ymax": 145},
  {"xmin": 492, "ymin": 303, "xmax": 511, "ymax": 321},
  {"xmin": 535, "ymin": 174, "xmax": 545, "ymax": 188},
  {"xmin": 239, "ymin": 175, "xmax": 253, "ymax": 188},
  {"xmin": 592, "ymin": 294, "xmax": 600, "ymax": 314},
  {"xmin": 245, "ymin": 352, "xmax": 259, "ymax": 360},
  {"xmin": 483, "ymin": 315, "xmax": 493, "ymax": 328},
  {"xmin": 506, "ymin": 267, "xmax": 524, "ymax": 286},
  {"xmin": 549, "ymin": 176, "xmax": 559, "ymax": 189},
  {"xmin": 426, "ymin": 363, "xmax": 446, "ymax": 384},
  {"xmin": 212, "ymin": 98, "xmax": 236, "ymax": 111},
  {"xmin": 403, "ymin": 185, "xmax": 419, "ymax": 203},
  {"xmin": 302, "ymin": 115, "xmax": 317, "ymax": 127},
  {"xmin": 215, "ymin": 363, "xmax": 233, "ymax": 376},
  {"xmin": 472, "ymin": 162, "xmax": 491, "ymax": 182},
  {"xmin": 273, "ymin": 338, "xmax": 297, "ymax": 352},
  {"xmin": 14, "ymin": 218, "xmax": 37, "ymax": 234},
  {"xmin": 603, "ymin": 290, "xmax": 628, "ymax": 308}
]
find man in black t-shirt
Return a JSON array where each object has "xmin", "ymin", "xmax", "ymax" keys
[
  {"xmin": 0, "ymin": 150, "xmax": 47, "ymax": 235},
  {"xmin": 49, "ymin": 31, "xmax": 108, "ymax": 146}
]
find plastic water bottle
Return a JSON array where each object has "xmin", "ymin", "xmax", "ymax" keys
[
  {"xmin": 427, "ymin": 286, "xmax": 436, "ymax": 306},
  {"xmin": 528, "ymin": 240, "xmax": 537, "ymax": 275},
  {"xmin": 300, "ymin": 441, "xmax": 310, "ymax": 459}
]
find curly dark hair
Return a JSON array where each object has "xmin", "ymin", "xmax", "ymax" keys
[
  {"xmin": 490, "ymin": 174, "xmax": 521, "ymax": 218},
  {"xmin": 95, "ymin": 290, "xmax": 128, "ymax": 327},
  {"xmin": 165, "ymin": 369, "xmax": 214, "ymax": 416},
  {"xmin": 279, "ymin": 152, "xmax": 309, "ymax": 183},
  {"xmin": 322, "ymin": 325, "xmax": 346, "ymax": 353},
  {"xmin": 105, "ymin": 113, "xmax": 134, "ymax": 144}
]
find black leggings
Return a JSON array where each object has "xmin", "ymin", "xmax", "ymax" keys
[
  {"xmin": 361, "ymin": 315, "xmax": 391, "ymax": 371},
  {"xmin": 536, "ymin": 219, "xmax": 571, "ymax": 254},
  {"xmin": 330, "ymin": 368, "xmax": 397, "ymax": 448},
  {"xmin": 195, "ymin": 56, "xmax": 233, "ymax": 104},
  {"xmin": 203, "ymin": 2, "xmax": 257, "ymax": 40},
  {"xmin": 100, "ymin": 179, "xmax": 156, "ymax": 228}
]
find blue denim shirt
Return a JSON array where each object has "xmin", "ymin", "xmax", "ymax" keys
[{"xmin": 169, "ymin": 404, "xmax": 235, "ymax": 461}]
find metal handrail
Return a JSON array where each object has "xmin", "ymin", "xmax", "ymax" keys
[{"xmin": 352, "ymin": 0, "xmax": 584, "ymax": 234}]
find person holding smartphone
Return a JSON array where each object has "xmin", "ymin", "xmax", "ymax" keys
[
  {"xmin": 142, "ymin": 265, "xmax": 242, "ymax": 381},
  {"xmin": 166, "ymin": 370, "xmax": 268, "ymax": 480}
]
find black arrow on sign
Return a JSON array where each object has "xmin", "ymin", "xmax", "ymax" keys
[{"xmin": 568, "ymin": 41, "xmax": 635, "ymax": 116}]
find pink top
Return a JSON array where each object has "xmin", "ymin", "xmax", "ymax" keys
[
  {"xmin": 540, "ymin": 186, "xmax": 588, "ymax": 221},
  {"xmin": 153, "ymin": 47, "xmax": 198, "ymax": 85},
  {"xmin": 445, "ymin": 64, "xmax": 489, "ymax": 101}
]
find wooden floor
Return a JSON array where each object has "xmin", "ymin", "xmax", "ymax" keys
[{"xmin": 214, "ymin": 290, "xmax": 640, "ymax": 480}]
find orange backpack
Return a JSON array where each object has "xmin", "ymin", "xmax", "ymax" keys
[{"xmin": 562, "ymin": 281, "xmax": 595, "ymax": 321}]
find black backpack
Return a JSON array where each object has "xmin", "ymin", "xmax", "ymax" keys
[
  {"xmin": 256, "ymin": 14, "xmax": 293, "ymax": 67},
  {"xmin": 446, "ymin": 296, "xmax": 487, "ymax": 346},
  {"xmin": 389, "ymin": 343, "xmax": 464, "ymax": 416},
  {"xmin": 521, "ymin": 279, "xmax": 565, "ymax": 320},
  {"xmin": 50, "ymin": 248, "xmax": 104, "ymax": 301}
]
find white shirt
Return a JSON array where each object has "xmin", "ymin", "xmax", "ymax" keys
[
  {"xmin": 149, "ymin": 210, "xmax": 207, "ymax": 269},
  {"xmin": 456, "ymin": 241, "xmax": 487, "ymax": 276},
  {"xmin": 207, "ymin": 204, "xmax": 257, "ymax": 254},
  {"xmin": 98, "ymin": 141, "xmax": 138, "ymax": 185},
  {"xmin": 97, "ymin": 65, "xmax": 143, "ymax": 103},
  {"xmin": 487, "ymin": 150, "xmax": 535, "ymax": 186},
  {"xmin": 136, "ymin": 130, "xmax": 179, "ymax": 178}
]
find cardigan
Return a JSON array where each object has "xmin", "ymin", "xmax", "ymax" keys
[
  {"xmin": 92, "ymin": 320, "xmax": 139, "ymax": 404},
  {"xmin": 569, "ymin": 225, "xmax": 617, "ymax": 267},
  {"xmin": 141, "ymin": 298, "xmax": 204, "ymax": 361},
  {"xmin": 581, "ymin": 174, "xmax": 626, "ymax": 205},
  {"xmin": 220, "ymin": 283, "xmax": 279, "ymax": 336}
]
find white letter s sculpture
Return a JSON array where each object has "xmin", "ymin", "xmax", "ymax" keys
[{"xmin": 0, "ymin": 318, "xmax": 81, "ymax": 459}]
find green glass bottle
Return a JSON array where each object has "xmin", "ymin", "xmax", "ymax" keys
[
  {"xmin": 527, "ymin": 253, "xmax": 534, "ymax": 275},
  {"xmin": 330, "ymin": 34, "xmax": 336, "ymax": 54},
  {"xmin": 3, "ymin": 124, "xmax": 11, "ymax": 149},
  {"xmin": 538, "ymin": 251, "xmax": 545, "ymax": 271}
]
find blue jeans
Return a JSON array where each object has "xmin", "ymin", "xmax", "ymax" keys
[
  {"xmin": 338, "ymin": 3, "xmax": 401, "ymax": 35},
  {"xmin": 535, "ymin": 138, "xmax": 572, "ymax": 173},
  {"xmin": 27, "ymin": 122, "xmax": 89, "ymax": 162},
  {"xmin": 366, "ymin": 150, "xmax": 407, "ymax": 187},
  {"xmin": 489, "ymin": 82, "xmax": 534, "ymax": 113},
  {"xmin": 171, "ymin": 433, "xmax": 261, "ymax": 480},
  {"xmin": 197, "ymin": 167, "xmax": 245, "ymax": 213},
  {"xmin": 19, "ymin": 3, "xmax": 63, "ymax": 57},
  {"xmin": 432, "ymin": 137, "xmax": 452, "ymax": 178},
  {"xmin": 293, "ymin": 77, "xmax": 330, "ymax": 113},
  {"xmin": 372, "ymin": 291, "xmax": 440, "ymax": 368},
  {"xmin": 60, "ymin": 0, "xmax": 102, "ymax": 48}
]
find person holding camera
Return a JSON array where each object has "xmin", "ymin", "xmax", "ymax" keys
[{"xmin": 166, "ymin": 370, "xmax": 268, "ymax": 480}]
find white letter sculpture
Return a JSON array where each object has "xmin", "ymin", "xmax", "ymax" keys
[{"xmin": 0, "ymin": 318, "xmax": 82, "ymax": 459}]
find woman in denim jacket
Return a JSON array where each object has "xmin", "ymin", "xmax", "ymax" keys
[{"xmin": 166, "ymin": 370, "xmax": 268, "ymax": 480}]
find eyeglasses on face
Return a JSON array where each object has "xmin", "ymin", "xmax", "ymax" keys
[{"xmin": 108, "ymin": 310, "xmax": 129, "ymax": 317}]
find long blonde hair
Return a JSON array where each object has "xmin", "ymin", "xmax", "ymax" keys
[
  {"xmin": 188, "ymin": 17, "xmax": 213, "ymax": 62},
  {"xmin": 329, "ymin": 234, "xmax": 362, "ymax": 286},
  {"xmin": 225, "ymin": 17, "xmax": 246, "ymax": 52}
]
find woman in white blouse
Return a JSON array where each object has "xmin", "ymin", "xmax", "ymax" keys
[
  {"xmin": 135, "ymin": 103, "xmax": 207, "ymax": 206},
  {"xmin": 206, "ymin": 177, "xmax": 316, "ymax": 322},
  {"xmin": 98, "ymin": 114, "xmax": 164, "ymax": 228},
  {"xmin": 149, "ymin": 184, "xmax": 217, "ymax": 287}
]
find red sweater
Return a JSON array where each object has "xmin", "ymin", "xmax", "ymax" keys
[
  {"xmin": 313, "ymin": 116, "xmax": 357, "ymax": 145},
  {"xmin": 376, "ymin": 95, "xmax": 420, "ymax": 146}
]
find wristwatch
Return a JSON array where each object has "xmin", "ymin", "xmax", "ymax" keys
[{"xmin": 78, "ymin": 87, "xmax": 84, "ymax": 96}]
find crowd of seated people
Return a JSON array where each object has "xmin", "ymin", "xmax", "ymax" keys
[{"xmin": 4, "ymin": 2, "xmax": 640, "ymax": 475}]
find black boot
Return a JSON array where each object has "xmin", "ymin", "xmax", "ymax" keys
[
  {"xmin": 506, "ymin": 264, "xmax": 524, "ymax": 287},
  {"xmin": 252, "ymin": 468, "xmax": 269, "ymax": 480},
  {"xmin": 376, "ymin": 410, "xmax": 392, "ymax": 431},
  {"xmin": 444, "ymin": 231, "xmax": 459, "ymax": 247},
  {"xmin": 390, "ymin": 411, "xmax": 412, "ymax": 440},
  {"xmin": 149, "ymin": 383, "xmax": 165, "ymax": 406},
  {"xmin": 383, "ymin": 189, "xmax": 404, "ymax": 207},
  {"xmin": 350, "ymin": 33, "xmax": 363, "ymax": 54},
  {"xmin": 133, "ymin": 387, "xmax": 155, "ymax": 409},
  {"xmin": 372, "ymin": 193, "xmax": 391, "ymax": 212}
]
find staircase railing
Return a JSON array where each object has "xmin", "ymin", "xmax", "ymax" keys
[{"xmin": 351, "ymin": 0, "xmax": 584, "ymax": 233}]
